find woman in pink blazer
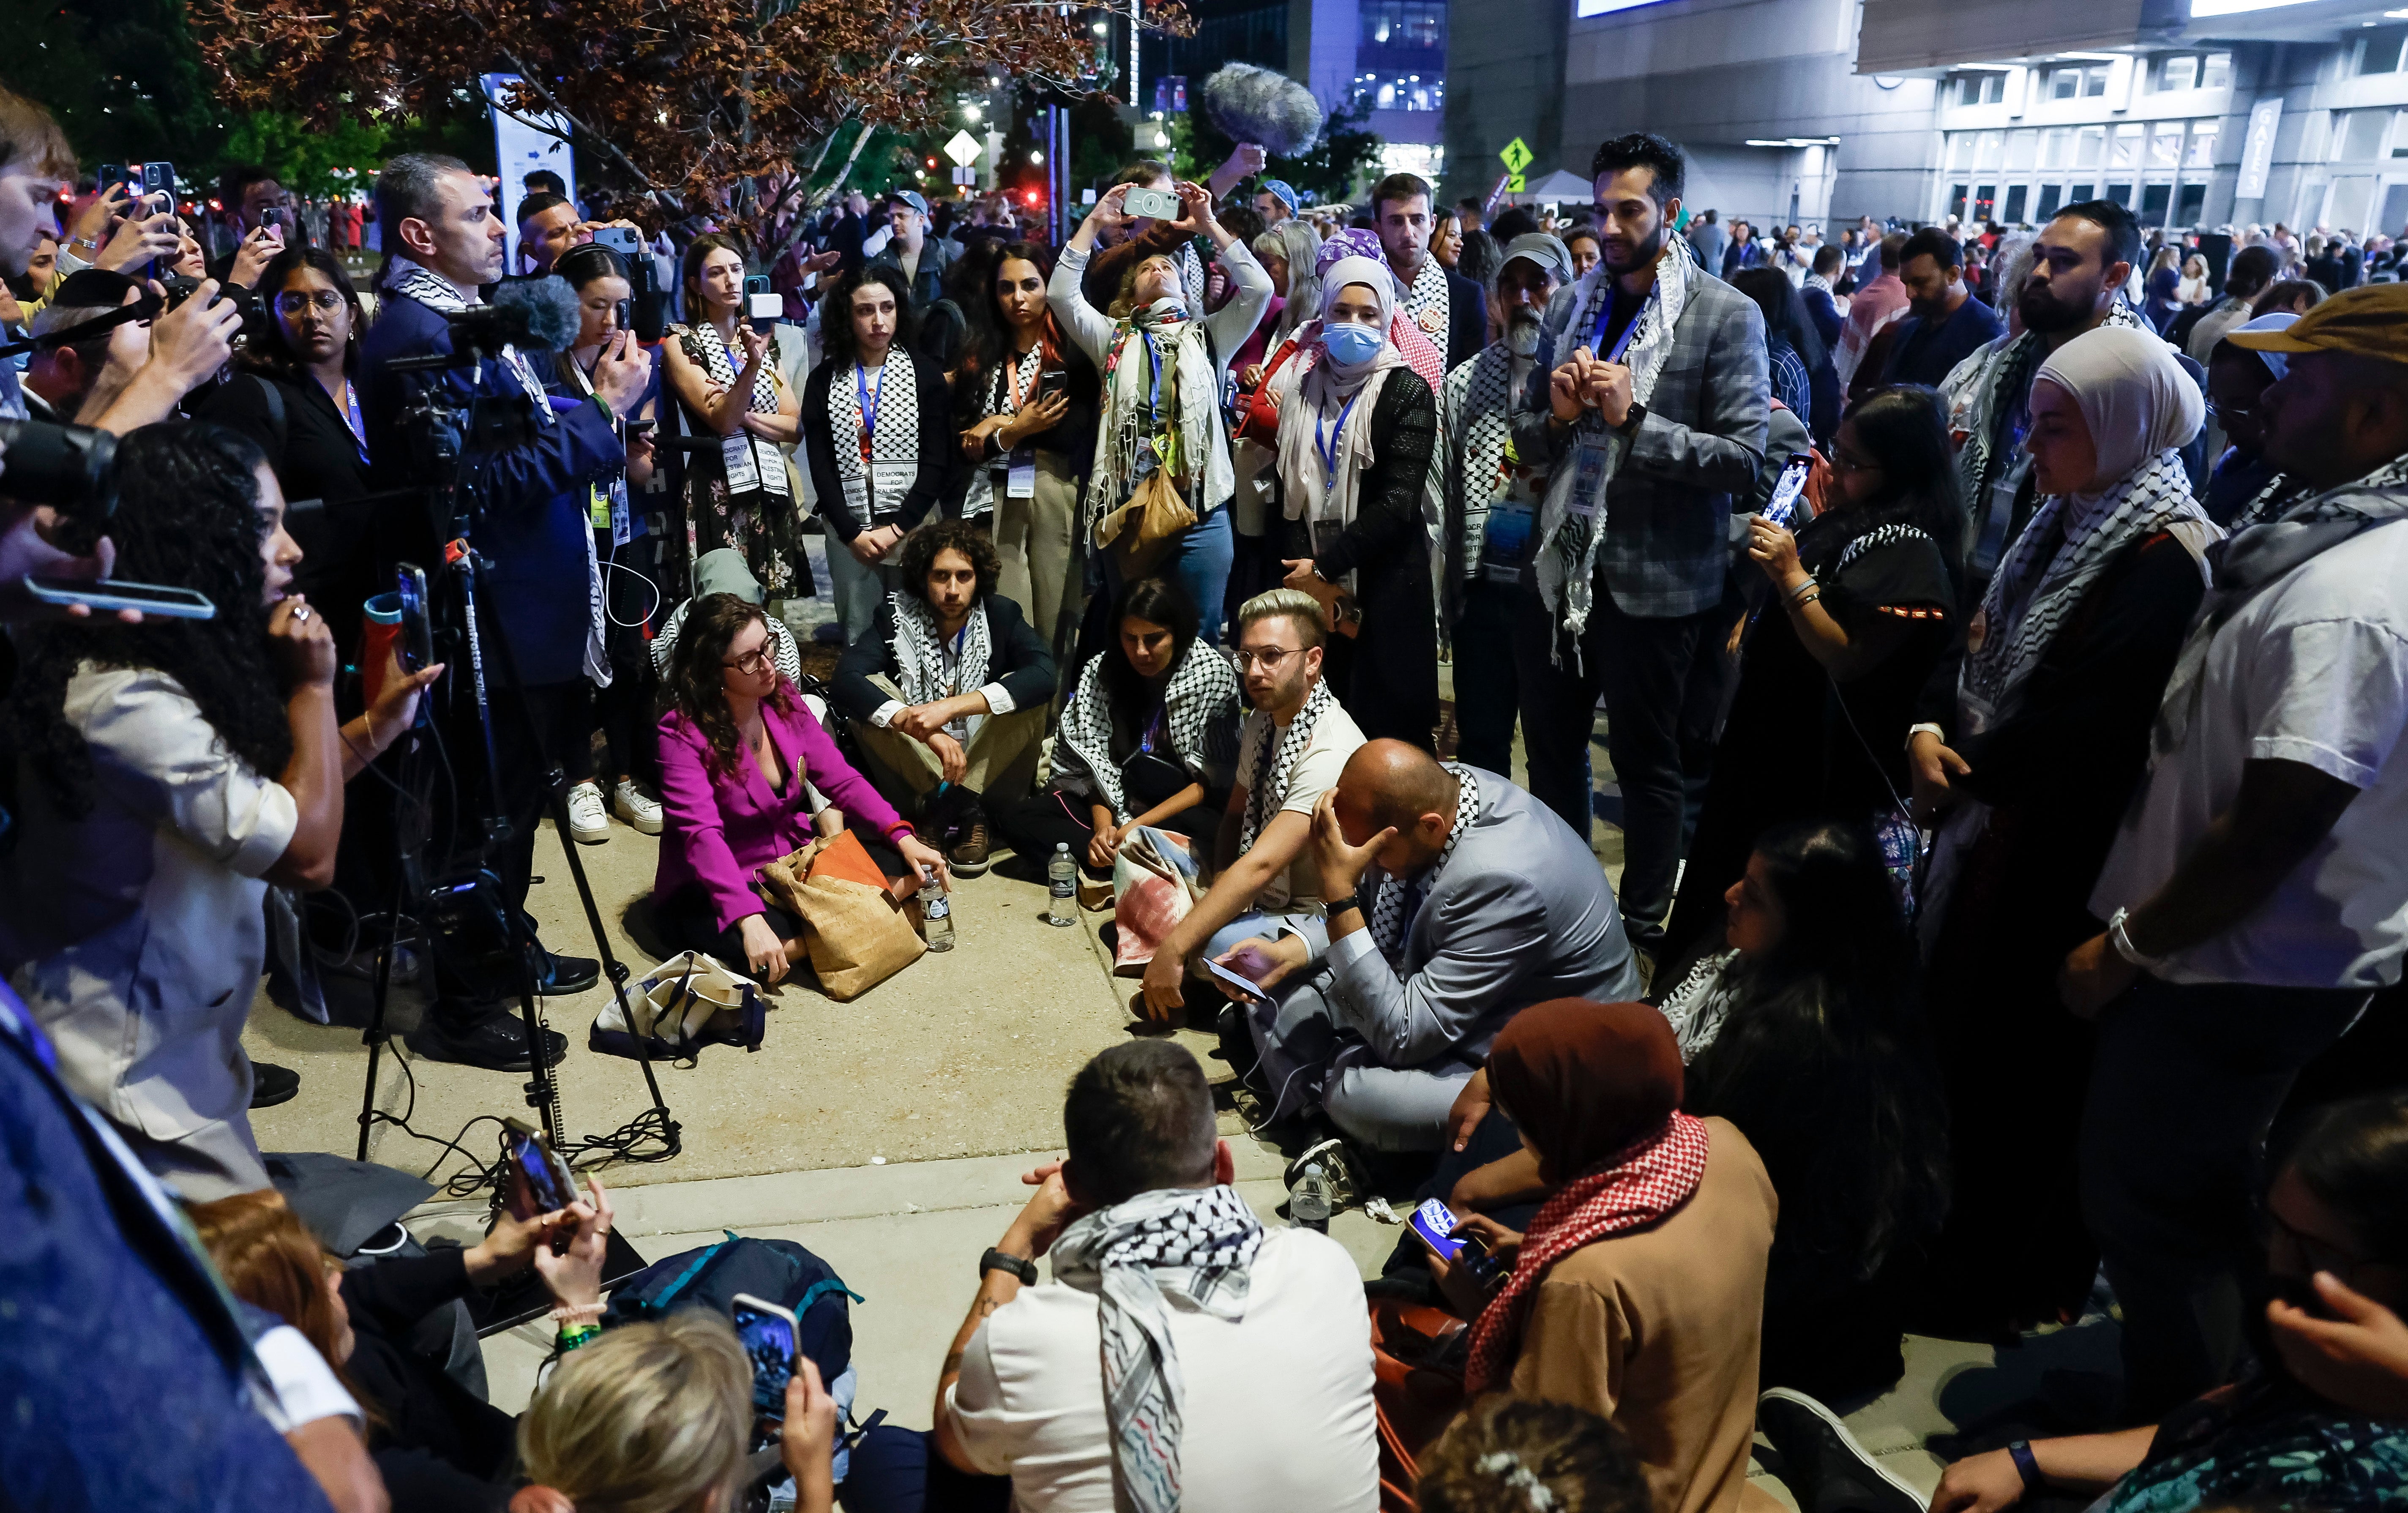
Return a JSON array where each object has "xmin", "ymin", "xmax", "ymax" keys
[{"xmin": 655, "ymin": 594, "xmax": 950, "ymax": 984}]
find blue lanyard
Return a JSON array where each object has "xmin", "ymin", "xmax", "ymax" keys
[
  {"xmin": 340, "ymin": 380, "xmax": 369, "ymax": 464},
  {"xmin": 1589, "ymin": 284, "xmax": 1652, "ymax": 363},
  {"xmin": 1316, "ymin": 390, "xmax": 1362, "ymax": 497},
  {"xmin": 854, "ymin": 363, "xmax": 883, "ymax": 458},
  {"xmin": 1144, "ymin": 335, "xmax": 1164, "ymax": 417}
]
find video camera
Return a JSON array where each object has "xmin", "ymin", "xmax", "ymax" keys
[{"xmin": 0, "ymin": 419, "xmax": 118, "ymax": 522}]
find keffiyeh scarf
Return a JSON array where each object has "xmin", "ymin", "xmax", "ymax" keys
[
  {"xmin": 1960, "ymin": 447, "xmax": 2210, "ymax": 735},
  {"xmin": 1655, "ymin": 948, "xmax": 1743, "ymax": 1064},
  {"xmin": 1952, "ymin": 300, "xmax": 2148, "ymax": 515},
  {"xmin": 885, "ymin": 590, "xmax": 990, "ymax": 710},
  {"xmin": 1090, "ymin": 303, "xmax": 1228, "ymax": 534},
  {"xmin": 1050, "ymin": 1185, "xmax": 1266, "ymax": 1513},
  {"xmin": 1057, "ymin": 645, "xmax": 1240, "ymax": 822},
  {"xmin": 2151, "ymin": 455, "xmax": 2408, "ymax": 761},
  {"xmin": 1532, "ymin": 235, "xmax": 1701, "ymax": 658},
  {"xmin": 1402, "ymin": 255, "xmax": 1450, "ymax": 337},
  {"xmin": 1463, "ymin": 1112, "xmax": 1712, "ymax": 1393},
  {"xmin": 1445, "ymin": 343, "xmax": 1522, "ymax": 581},
  {"xmin": 1239, "ymin": 677, "xmax": 1336, "ymax": 853},
  {"xmin": 1367, "ymin": 765, "xmax": 1480, "ymax": 963},
  {"xmin": 825, "ymin": 348, "xmax": 921, "ymax": 516}
]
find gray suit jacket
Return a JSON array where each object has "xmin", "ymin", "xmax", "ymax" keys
[
  {"xmin": 1325, "ymin": 769, "xmax": 1640, "ymax": 1068},
  {"xmin": 1513, "ymin": 261, "xmax": 1771, "ymax": 618}
]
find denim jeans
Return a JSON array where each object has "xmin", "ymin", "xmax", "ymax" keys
[{"xmin": 1101, "ymin": 504, "xmax": 1237, "ymax": 645}]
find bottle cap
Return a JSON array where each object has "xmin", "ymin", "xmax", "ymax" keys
[
  {"xmin": 1305, "ymin": 1163, "xmax": 1322, "ymax": 1177},
  {"xmin": 1056, "ymin": 842, "xmax": 1069, "ymax": 852}
]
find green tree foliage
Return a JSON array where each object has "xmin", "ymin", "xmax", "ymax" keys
[{"xmin": 0, "ymin": 0, "xmax": 228, "ymax": 174}]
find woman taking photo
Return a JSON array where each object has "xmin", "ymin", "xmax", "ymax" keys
[
  {"xmin": 662, "ymin": 233, "xmax": 809, "ymax": 604},
  {"xmin": 959, "ymin": 241, "xmax": 1097, "ymax": 664},
  {"xmin": 1664, "ymin": 385, "xmax": 1962, "ymax": 950},
  {"xmin": 195, "ymin": 244, "xmax": 379, "ymax": 661},
  {"xmin": 549, "ymin": 242, "xmax": 667, "ymax": 844},
  {"xmin": 1911, "ymin": 325, "xmax": 2212, "ymax": 1339},
  {"xmin": 996, "ymin": 576, "xmax": 1240, "ymax": 876},
  {"xmin": 801, "ymin": 264, "xmax": 954, "ymax": 646},
  {"xmin": 654, "ymin": 593, "xmax": 949, "ymax": 986},
  {"xmin": 0, "ymin": 424, "xmax": 437, "ymax": 1196},
  {"xmin": 1268, "ymin": 252, "xmax": 1441, "ymax": 749},
  {"xmin": 1049, "ymin": 180, "xmax": 1273, "ymax": 644}
]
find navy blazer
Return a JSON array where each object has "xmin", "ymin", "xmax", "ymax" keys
[
  {"xmin": 359, "ymin": 290, "xmax": 622, "ymax": 686},
  {"xmin": 1442, "ymin": 266, "xmax": 1489, "ymax": 374}
]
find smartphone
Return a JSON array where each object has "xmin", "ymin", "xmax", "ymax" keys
[
  {"xmin": 1407, "ymin": 1198, "xmax": 1469, "ymax": 1263},
  {"xmin": 1123, "ymin": 185, "xmax": 1181, "ymax": 221},
  {"xmin": 501, "ymin": 1117, "xmax": 576, "ymax": 1221},
  {"xmin": 1760, "ymin": 454, "xmax": 1812, "ymax": 531},
  {"xmin": 743, "ymin": 273, "xmax": 771, "ymax": 297},
  {"xmin": 22, "ymin": 575, "xmax": 216, "ymax": 619},
  {"xmin": 590, "ymin": 225, "xmax": 641, "ymax": 257},
  {"xmin": 1203, "ymin": 956, "xmax": 1270, "ymax": 1005},
  {"xmin": 98, "ymin": 164, "xmax": 129, "ymax": 201},
  {"xmin": 139, "ymin": 161, "xmax": 177, "ymax": 205},
  {"xmin": 627, "ymin": 419, "xmax": 657, "ymax": 436},
  {"xmin": 1039, "ymin": 367, "xmax": 1068, "ymax": 403},
  {"xmin": 394, "ymin": 563, "xmax": 433, "ymax": 674},
  {"xmin": 731, "ymin": 1293, "xmax": 800, "ymax": 1423}
]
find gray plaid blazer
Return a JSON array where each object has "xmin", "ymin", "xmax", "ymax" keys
[{"xmin": 1512, "ymin": 264, "xmax": 1771, "ymax": 619}]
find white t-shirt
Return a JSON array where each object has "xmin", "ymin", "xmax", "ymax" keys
[
  {"xmin": 2092, "ymin": 519, "xmax": 2408, "ymax": 989},
  {"xmin": 1234, "ymin": 697, "xmax": 1368, "ymax": 911},
  {"xmin": 944, "ymin": 1226, "xmax": 1377, "ymax": 1513}
]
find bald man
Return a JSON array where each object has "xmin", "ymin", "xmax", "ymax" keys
[{"xmin": 1210, "ymin": 741, "xmax": 1640, "ymax": 1152}]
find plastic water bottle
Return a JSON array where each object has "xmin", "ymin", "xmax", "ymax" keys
[
  {"xmin": 1292, "ymin": 1163, "xmax": 1332, "ymax": 1233},
  {"xmin": 1047, "ymin": 843, "xmax": 1078, "ymax": 927},
  {"xmin": 918, "ymin": 880, "xmax": 954, "ymax": 952}
]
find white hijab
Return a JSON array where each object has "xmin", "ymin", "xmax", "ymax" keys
[
  {"xmin": 2034, "ymin": 325, "xmax": 2204, "ymax": 495},
  {"xmin": 1274, "ymin": 256, "xmax": 1409, "ymax": 553}
]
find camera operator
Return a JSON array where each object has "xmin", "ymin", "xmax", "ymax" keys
[
  {"xmin": 23, "ymin": 271, "xmax": 149, "ymax": 423},
  {"xmin": 358, "ymin": 152, "xmax": 650, "ymax": 1071}
]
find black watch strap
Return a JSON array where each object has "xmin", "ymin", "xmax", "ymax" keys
[
  {"xmin": 1327, "ymin": 889, "xmax": 1367, "ymax": 918},
  {"xmin": 980, "ymin": 1246, "xmax": 1038, "ymax": 1285}
]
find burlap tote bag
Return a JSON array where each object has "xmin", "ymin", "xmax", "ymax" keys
[
  {"xmin": 755, "ymin": 832, "xmax": 926, "ymax": 1001},
  {"xmin": 1093, "ymin": 464, "xmax": 1195, "ymax": 581}
]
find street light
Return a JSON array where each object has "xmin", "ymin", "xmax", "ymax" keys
[
  {"xmin": 1031, "ymin": 150, "xmax": 1045, "ymax": 165},
  {"xmin": 964, "ymin": 104, "xmax": 982, "ymax": 122}
]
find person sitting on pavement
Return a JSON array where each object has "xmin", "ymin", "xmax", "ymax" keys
[
  {"xmin": 845, "ymin": 1039, "xmax": 1378, "ymax": 1513},
  {"xmin": 1137, "ymin": 589, "xmax": 1367, "ymax": 1020},
  {"xmin": 190, "ymin": 1180, "xmax": 612, "ymax": 1513},
  {"xmin": 512, "ymin": 1311, "xmax": 842, "ymax": 1513},
  {"xmin": 1425, "ymin": 1000, "xmax": 1775, "ymax": 1513},
  {"xmin": 657, "ymin": 593, "xmax": 949, "ymax": 986},
  {"xmin": 1214, "ymin": 740, "xmax": 1643, "ymax": 1153},
  {"xmin": 1928, "ymin": 1090, "xmax": 2408, "ymax": 1513},
  {"xmin": 833, "ymin": 519, "xmax": 1057, "ymax": 878},
  {"xmin": 994, "ymin": 576, "xmax": 1240, "ymax": 878}
]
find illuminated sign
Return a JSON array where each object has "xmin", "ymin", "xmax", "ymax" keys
[
  {"xmin": 2189, "ymin": 0, "xmax": 2318, "ymax": 15},
  {"xmin": 1575, "ymin": 0, "xmax": 1678, "ymax": 16}
]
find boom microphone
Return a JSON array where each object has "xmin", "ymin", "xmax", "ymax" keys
[
  {"xmin": 485, "ymin": 275, "xmax": 585, "ymax": 353},
  {"xmin": 1201, "ymin": 64, "xmax": 1324, "ymax": 158}
]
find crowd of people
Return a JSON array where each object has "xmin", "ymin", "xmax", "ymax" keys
[{"xmin": 1, "ymin": 69, "xmax": 2405, "ymax": 1513}]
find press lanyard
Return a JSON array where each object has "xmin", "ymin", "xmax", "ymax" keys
[
  {"xmin": 338, "ymin": 379, "xmax": 369, "ymax": 463},
  {"xmin": 855, "ymin": 361, "xmax": 884, "ymax": 464},
  {"xmin": 1316, "ymin": 390, "xmax": 1362, "ymax": 497},
  {"xmin": 1004, "ymin": 346, "xmax": 1035, "ymax": 413},
  {"xmin": 1145, "ymin": 336, "xmax": 1165, "ymax": 418}
]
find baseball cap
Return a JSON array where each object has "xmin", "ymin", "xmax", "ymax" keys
[
  {"xmin": 2226, "ymin": 282, "xmax": 2408, "ymax": 364},
  {"xmin": 1261, "ymin": 179, "xmax": 1300, "ymax": 215},
  {"xmin": 2217, "ymin": 312, "xmax": 2296, "ymax": 380},
  {"xmin": 892, "ymin": 190, "xmax": 931, "ymax": 218},
  {"xmin": 1499, "ymin": 232, "xmax": 1575, "ymax": 286}
]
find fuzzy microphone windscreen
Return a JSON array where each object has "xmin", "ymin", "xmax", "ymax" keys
[
  {"xmin": 1201, "ymin": 64, "xmax": 1323, "ymax": 159},
  {"xmin": 490, "ymin": 275, "xmax": 585, "ymax": 353}
]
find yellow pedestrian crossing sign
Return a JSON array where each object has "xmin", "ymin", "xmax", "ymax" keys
[{"xmin": 1500, "ymin": 137, "xmax": 1533, "ymax": 173}]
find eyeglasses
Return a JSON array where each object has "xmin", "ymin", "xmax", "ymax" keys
[
  {"xmin": 1230, "ymin": 645, "xmax": 1302, "ymax": 672},
  {"xmin": 1829, "ymin": 449, "xmax": 1882, "ymax": 475},
  {"xmin": 722, "ymin": 646, "xmax": 774, "ymax": 676},
  {"xmin": 2206, "ymin": 400, "xmax": 2255, "ymax": 423},
  {"xmin": 274, "ymin": 291, "xmax": 348, "ymax": 316}
]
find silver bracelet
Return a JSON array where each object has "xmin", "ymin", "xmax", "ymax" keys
[
  {"xmin": 2107, "ymin": 907, "xmax": 2166, "ymax": 972},
  {"xmin": 1786, "ymin": 576, "xmax": 1819, "ymax": 604}
]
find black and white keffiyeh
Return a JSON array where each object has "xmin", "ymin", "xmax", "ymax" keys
[
  {"xmin": 2151, "ymin": 454, "xmax": 2408, "ymax": 762},
  {"xmin": 1960, "ymin": 447, "xmax": 2209, "ymax": 735},
  {"xmin": 1367, "ymin": 765, "xmax": 1480, "ymax": 964},
  {"xmin": 1444, "ymin": 342, "xmax": 1521, "ymax": 580},
  {"xmin": 678, "ymin": 318, "xmax": 783, "ymax": 416},
  {"xmin": 1834, "ymin": 522, "xmax": 1937, "ymax": 574},
  {"xmin": 1656, "ymin": 948, "xmax": 1743, "ymax": 1064},
  {"xmin": 825, "ymin": 349, "xmax": 922, "ymax": 513},
  {"xmin": 1401, "ymin": 255, "xmax": 1450, "ymax": 336},
  {"xmin": 886, "ymin": 590, "xmax": 991, "ymax": 709},
  {"xmin": 961, "ymin": 346, "xmax": 1051, "ymax": 519},
  {"xmin": 1532, "ymin": 235, "xmax": 1703, "ymax": 658},
  {"xmin": 1239, "ymin": 676, "xmax": 1336, "ymax": 853},
  {"xmin": 1050, "ymin": 1184, "xmax": 1265, "ymax": 1513},
  {"xmin": 1057, "ymin": 644, "xmax": 1240, "ymax": 822},
  {"xmin": 1952, "ymin": 301, "xmax": 2148, "ymax": 513}
]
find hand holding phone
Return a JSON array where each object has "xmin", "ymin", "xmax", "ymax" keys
[
  {"xmin": 1203, "ymin": 955, "xmax": 1270, "ymax": 1005},
  {"xmin": 732, "ymin": 1293, "xmax": 801, "ymax": 1423},
  {"xmin": 502, "ymin": 1118, "xmax": 576, "ymax": 1221},
  {"xmin": 1123, "ymin": 185, "xmax": 1182, "ymax": 222},
  {"xmin": 1759, "ymin": 453, "xmax": 1812, "ymax": 531}
]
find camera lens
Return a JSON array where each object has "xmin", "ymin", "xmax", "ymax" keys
[{"xmin": 0, "ymin": 418, "xmax": 119, "ymax": 522}]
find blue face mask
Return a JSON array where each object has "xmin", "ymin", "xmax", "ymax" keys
[{"xmin": 1322, "ymin": 320, "xmax": 1385, "ymax": 367}]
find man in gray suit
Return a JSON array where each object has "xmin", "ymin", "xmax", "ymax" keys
[
  {"xmin": 1212, "ymin": 740, "xmax": 1640, "ymax": 1152},
  {"xmin": 1513, "ymin": 131, "xmax": 1770, "ymax": 955}
]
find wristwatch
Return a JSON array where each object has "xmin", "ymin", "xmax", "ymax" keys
[
  {"xmin": 1326, "ymin": 888, "xmax": 1367, "ymax": 919},
  {"xmin": 979, "ymin": 1246, "xmax": 1038, "ymax": 1285},
  {"xmin": 1618, "ymin": 402, "xmax": 1647, "ymax": 437}
]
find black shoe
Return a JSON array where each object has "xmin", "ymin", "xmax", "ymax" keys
[
  {"xmin": 535, "ymin": 951, "xmax": 600, "ymax": 998},
  {"xmin": 407, "ymin": 1010, "xmax": 567, "ymax": 1072},
  {"xmin": 1622, "ymin": 913, "xmax": 1668, "ymax": 956},
  {"xmin": 1756, "ymin": 1387, "xmax": 1928, "ymax": 1513},
  {"xmin": 248, "ymin": 1062, "xmax": 301, "ymax": 1109}
]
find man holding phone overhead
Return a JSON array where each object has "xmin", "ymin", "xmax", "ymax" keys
[{"xmin": 207, "ymin": 165, "xmax": 295, "ymax": 290}]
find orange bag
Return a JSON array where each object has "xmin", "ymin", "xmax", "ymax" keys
[
  {"xmin": 1234, "ymin": 336, "xmax": 1301, "ymax": 448},
  {"xmin": 798, "ymin": 828, "xmax": 890, "ymax": 892},
  {"xmin": 1368, "ymin": 1298, "xmax": 1470, "ymax": 1513}
]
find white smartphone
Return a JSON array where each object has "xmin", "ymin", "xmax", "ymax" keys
[
  {"xmin": 22, "ymin": 575, "xmax": 216, "ymax": 619},
  {"xmin": 1123, "ymin": 185, "xmax": 1182, "ymax": 221},
  {"xmin": 731, "ymin": 1292, "xmax": 800, "ymax": 1422}
]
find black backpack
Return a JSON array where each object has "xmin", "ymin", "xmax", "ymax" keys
[{"xmin": 601, "ymin": 1232, "xmax": 860, "ymax": 1387}]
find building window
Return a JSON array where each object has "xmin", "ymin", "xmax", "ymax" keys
[
  {"xmin": 2038, "ymin": 183, "xmax": 2065, "ymax": 219},
  {"xmin": 2140, "ymin": 182, "xmax": 2171, "ymax": 228},
  {"xmin": 2187, "ymin": 121, "xmax": 2218, "ymax": 169},
  {"xmin": 2160, "ymin": 55, "xmax": 2198, "ymax": 92},
  {"xmin": 2007, "ymin": 129, "xmax": 2038, "ymax": 171},
  {"xmin": 2203, "ymin": 52, "xmax": 2232, "ymax": 90},
  {"xmin": 2149, "ymin": 122, "xmax": 2183, "ymax": 170},
  {"xmin": 2107, "ymin": 182, "xmax": 2133, "ymax": 208},
  {"xmin": 2084, "ymin": 64, "xmax": 2111, "ymax": 98},
  {"xmin": 2110, "ymin": 123, "xmax": 2145, "ymax": 171},
  {"xmin": 2177, "ymin": 183, "xmax": 2206, "ymax": 225},
  {"xmin": 2076, "ymin": 126, "xmax": 2106, "ymax": 168},
  {"xmin": 2340, "ymin": 108, "xmax": 2391, "ymax": 161},
  {"xmin": 2068, "ymin": 181, "xmax": 2095, "ymax": 205},
  {"xmin": 2040, "ymin": 127, "xmax": 2072, "ymax": 169},
  {"xmin": 1949, "ymin": 183, "xmax": 1969, "ymax": 220},
  {"xmin": 1953, "ymin": 71, "xmax": 2007, "ymax": 107},
  {"xmin": 2050, "ymin": 67, "xmax": 2080, "ymax": 101},
  {"xmin": 1946, "ymin": 134, "xmax": 1973, "ymax": 172},
  {"xmin": 2004, "ymin": 184, "xmax": 2029, "ymax": 223},
  {"xmin": 1360, "ymin": 0, "xmax": 1444, "ymax": 49},
  {"xmin": 1975, "ymin": 131, "xmax": 2005, "ymax": 172},
  {"xmin": 1974, "ymin": 185, "xmax": 1997, "ymax": 221},
  {"xmin": 2394, "ymin": 110, "xmax": 2408, "ymax": 157},
  {"xmin": 2347, "ymin": 25, "xmax": 2407, "ymax": 78}
]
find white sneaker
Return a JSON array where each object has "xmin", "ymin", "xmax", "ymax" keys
[
  {"xmin": 612, "ymin": 779, "xmax": 664, "ymax": 836},
  {"xmin": 565, "ymin": 780, "xmax": 610, "ymax": 844}
]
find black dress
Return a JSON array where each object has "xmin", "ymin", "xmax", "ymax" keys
[
  {"xmin": 1279, "ymin": 369, "xmax": 1441, "ymax": 750},
  {"xmin": 1915, "ymin": 530, "xmax": 2209, "ymax": 1333},
  {"xmin": 338, "ymin": 1248, "xmax": 517, "ymax": 1511},
  {"xmin": 1666, "ymin": 513, "xmax": 1955, "ymax": 953}
]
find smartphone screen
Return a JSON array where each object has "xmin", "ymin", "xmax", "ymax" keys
[
  {"xmin": 732, "ymin": 1297, "xmax": 798, "ymax": 1421},
  {"xmin": 504, "ymin": 1125, "xmax": 573, "ymax": 1218},
  {"xmin": 1761, "ymin": 455, "xmax": 1812, "ymax": 531},
  {"xmin": 1407, "ymin": 1199, "xmax": 1467, "ymax": 1263},
  {"xmin": 1203, "ymin": 957, "xmax": 1269, "ymax": 1004},
  {"xmin": 395, "ymin": 564, "xmax": 433, "ymax": 674}
]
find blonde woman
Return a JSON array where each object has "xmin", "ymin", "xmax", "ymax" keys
[{"xmin": 2176, "ymin": 253, "xmax": 2210, "ymax": 307}]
